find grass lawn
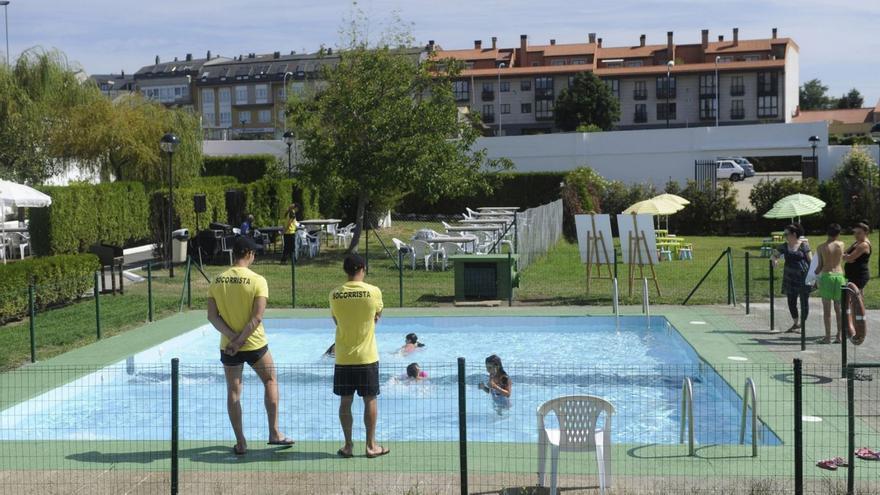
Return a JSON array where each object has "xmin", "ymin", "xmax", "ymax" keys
[{"xmin": 1, "ymin": 221, "xmax": 877, "ymax": 370}]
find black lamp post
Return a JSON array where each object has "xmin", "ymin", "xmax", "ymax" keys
[
  {"xmin": 160, "ymin": 132, "xmax": 180, "ymax": 277},
  {"xmin": 665, "ymin": 60, "xmax": 674, "ymax": 129},
  {"xmin": 283, "ymin": 130, "xmax": 295, "ymax": 178},
  {"xmin": 808, "ymin": 135, "xmax": 820, "ymax": 170}
]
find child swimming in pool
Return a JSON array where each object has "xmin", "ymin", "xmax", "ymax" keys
[
  {"xmin": 405, "ymin": 363, "xmax": 428, "ymax": 381},
  {"xmin": 398, "ymin": 333, "xmax": 425, "ymax": 355},
  {"xmin": 478, "ymin": 355, "xmax": 511, "ymax": 412}
]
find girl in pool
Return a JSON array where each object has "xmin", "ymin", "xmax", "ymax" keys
[
  {"xmin": 479, "ymin": 355, "xmax": 511, "ymax": 412},
  {"xmin": 398, "ymin": 333, "xmax": 425, "ymax": 355},
  {"xmin": 405, "ymin": 363, "xmax": 429, "ymax": 381}
]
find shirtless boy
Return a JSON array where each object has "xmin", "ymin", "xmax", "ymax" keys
[{"xmin": 814, "ymin": 224, "xmax": 847, "ymax": 343}]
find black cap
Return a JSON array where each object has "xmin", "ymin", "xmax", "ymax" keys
[
  {"xmin": 343, "ymin": 254, "xmax": 366, "ymax": 275},
  {"xmin": 233, "ymin": 236, "xmax": 259, "ymax": 258}
]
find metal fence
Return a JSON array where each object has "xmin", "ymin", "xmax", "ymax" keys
[{"xmin": 3, "ymin": 359, "xmax": 880, "ymax": 494}]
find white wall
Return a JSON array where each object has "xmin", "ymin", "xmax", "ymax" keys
[{"xmin": 203, "ymin": 121, "xmax": 855, "ymax": 186}]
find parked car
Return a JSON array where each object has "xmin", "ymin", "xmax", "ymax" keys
[
  {"xmin": 718, "ymin": 156, "xmax": 756, "ymax": 177},
  {"xmin": 716, "ymin": 159, "xmax": 746, "ymax": 181}
]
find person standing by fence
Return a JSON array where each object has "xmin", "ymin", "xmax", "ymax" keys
[
  {"xmin": 814, "ymin": 224, "xmax": 846, "ymax": 343},
  {"xmin": 772, "ymin": 224, "xmax": 812, "ymax": 333},
  {"xmin": 330, "ymin": 254, "xmax": 389, "ymax": 459},
  {"xmin": 280, "ymin": 203, "xmax": 300, "ymax": 265},
  {"xmin": 843, "ymin": 222, "xmax": 872, "ymax": 290}
]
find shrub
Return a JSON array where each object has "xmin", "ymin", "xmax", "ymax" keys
[
  {"xmin": 668, "ymin": 180, "xmax": 738, "ymax": 235},
  {"xmin": 831, "ymin": 146, "xmax": 879, "ymax": 229},
  {"xmin": 561, "ymin": 167, "xmax": 608, "ymax": 240},
  {"xmin": 243, "ymin": 178, "xmax": 320, "ymax": 227},
  {"xmin": 30, "ymin": 182, "xmax": 151, "ymax": 255},
  {"xmin": 202, "ymin": 155, "xmax": 278, "ymax": 183},
  {"xmin": 0, "ymin": 254, "xmax": 99, "ymax": 324}
]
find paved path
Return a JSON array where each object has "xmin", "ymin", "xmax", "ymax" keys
[{"xmin": 731, "ymin": 172, "xmax": 802, "ymax": 210}]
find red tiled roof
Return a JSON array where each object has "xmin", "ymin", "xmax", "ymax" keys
[
  {"xmin": 528, "ymin": 43, "xmax": 596, "ymax": 57},
  {"xmin": 434, "ymin": 48, "xmax": 512, "ymax": 62},
  {"xmin": 793, "ymin": 108, "xmax": 874, "ymax": 125},
  {"xmin": 458, "ymin": 58, "xmax": 784, "ymax": 78},
  {"xmin": 596, "ymin": 44, "xmax": 667, "ymax": 59}
]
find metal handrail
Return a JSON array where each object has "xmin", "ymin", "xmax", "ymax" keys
[
  {"xmin": 612, "ymin": 278, "xmax": 620, "ymax": 317},
  {"xmin": 642, "ymin": 277, "xmax": 651, "ymax": 320},
  {"xmin": 739, "ymin": 378, "xmax": 759, "ymax": 457},
  {"xmin": 680, "ymin": 377, "xmax": 695, "ymax": 456}
]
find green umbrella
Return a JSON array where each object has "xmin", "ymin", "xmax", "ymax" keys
[{"xmin": 763, "ymin": 193, "xmax": 826, "ymax": 222}]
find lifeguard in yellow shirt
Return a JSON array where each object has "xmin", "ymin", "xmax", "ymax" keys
[
  {"xmin": 330, "ymin": 254, "xmax": 389, "ymax": 459},
  {"xmin": 207, "ymin": 236, "xmax": 294, "ymax": 456}
]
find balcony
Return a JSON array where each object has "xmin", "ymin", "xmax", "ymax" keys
[
  {"xmin": 699, "ymin": 90, "xmax": 716, "ymax": 98},
  {"xmin": 633, "ymin": 91, "xmax": 647, "ymax": 101},
  {"xmin": 454, "ymin": 93, "xmax": 470, "ymax": 102},
  {"xmin": 657, "ymin": 88, "xmax": 677, "ymax": 99},
  {"xmin": 730, "ymin": 86, "xmax": 745, "ymax": 96},
  {"xmin": 535, "ymin": 88, "xmax": 554, "ymax": 100},
  {"xmin": 482, "ymin": 114, "xmax": 495, "ymax": 123},
  {"xmin": 731, "ymin": 110, "xmax": 745, "ymax": 120},
  {"xmin": 481, "ymin": 91, "xmax": 495, "ymax": 102}
]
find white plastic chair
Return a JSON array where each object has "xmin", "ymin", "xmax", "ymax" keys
[
  {"xmin": 537, "ymin": 395, "xmax": 615, "ymax": 495},
  {"xmin": 441, "ymin": 221, "xmax": 453, "ymax": 231},
  {"xmin": 12, "ymin": 232, "xmax": 30, "ymax": 259},
  {"xmin": 335, "ymin": 223, "xmax": 355, "ymax": 247},
  {"xmin": 219, "ymin": 235, "xmax": 234, "ymax": 265},
  {"xmin": 410, "ymin": 240, "xmax": 439, "ymax": 270},
  {"xmin": 438, "ymin": 242, "xmax": 462, "ymax": 270},
  {"xmin": 392, "ymin": 237, "xmax": 415, "ymax": 270}
]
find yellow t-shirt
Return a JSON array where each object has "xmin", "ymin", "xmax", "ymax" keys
[
  {"xmin": 284, "ymin": 216, "xmax": 299, "ymax": 234},
  {"xmin": 208, "ymin": 266, "xmax": 269, "ymax": 351},
  {"xmin": 330, "ymin": 281, "xmax": 383, "ymax": 365}
]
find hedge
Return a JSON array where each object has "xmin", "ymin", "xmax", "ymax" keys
[
  {"xmin": 0, "ymin": 254, "xmax": 99, "ymax": 324},
  {"xmin": 30, "ymin": 182, "xmax": 151, "ymax": 255},
  {"xmin": 243, "ymin": 178, "xmax": 320, "ymax": 227},
  {"xmin": 396, "ymin": 172, "xmax": 565, "ymax": 214},
  {"xmin": 203, "ymin": 155, "xmax": 278, "ymax": 184}
]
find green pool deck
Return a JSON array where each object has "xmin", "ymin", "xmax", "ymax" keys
[{"xmin": 1, "ymin": 305, "xmax": 877, "ymax": 487}]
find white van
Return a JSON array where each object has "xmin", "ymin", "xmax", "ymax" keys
[{"xmin": 715, "ymin": 159, "xmax": 745, "ymax": 181}]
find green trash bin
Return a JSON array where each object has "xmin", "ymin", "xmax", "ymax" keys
[{"xmin": 449, "ymin": 254, "xmax": 519, "ymax": 301}]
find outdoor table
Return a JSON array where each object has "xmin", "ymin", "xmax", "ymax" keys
[
  {"xmin": 655, "ymin": 229, "xmax": 668, "ymax": 237},
  {"xmin": 446, "ymin": 225, "xmax": 504, "ymax": 235},
  {"xmin": 299, "ymin": 219, "xmax": 341, "ymax": 236},
  {"xmin": 469, "ymin": 211, "xmax": 516, "ymax": 218},
  {"xmin": 457, "ymin": 218, "xmax": 510, "ymax": 227},
  {"xmin": 476, "ymin": 206, "xmax": 519, "ymax": 212},
  {"xmin": 425, "ymin": 235, "xmax": 477, "ymax": 247},
  {"xmin": 259, "ymin": 226, "xmax": 283, "ymax": 252}
]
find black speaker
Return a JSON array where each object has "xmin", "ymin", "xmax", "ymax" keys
[
  {"xmin": 225, "ymin": 189, "xmax": 246, "ymax": 226},
  {"xmin": 193, "ymin": 194, "xmax": 207, "ymax": 213}
]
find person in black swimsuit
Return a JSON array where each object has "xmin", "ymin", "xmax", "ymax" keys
[{"xmin": 843, "ymin": 222, "xmax": 872, "ymax": 290}]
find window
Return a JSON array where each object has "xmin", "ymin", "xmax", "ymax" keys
[
  {"xmin": 757, "ymin": 72, "xmax": 778, "ymax": 96},
  {"xmin": 218, "ymin": 88, "xmax": 231, "ymax": 102},
  {"xmin": 278, "ymin": 110, "xmax": 286, "ymax": 122},
  {"xmin": 452, "ymin": 80, "xmax": 469, "ymax": 101},
  {"xmin": 758, "ymin": 96, "xmax": 778, "ymax": 118},
  {"xmin": 699, "ymin": 98, "xmax": 717, "ymax": 120},
  {"xmin": 567, "ymin": 76, "xmax": 575, "ymax": 89},
  {"xmin": 634, "ymin": 103, "xmax": 647, "ymax": 123},
  {"xmin": 656, "ymin": 76, "xmax": 676, "ymax": 99},
  {"xmin": 520, "ymin": 80, "xmax": 531, "ymax": 91},
  {"xmin": 731, "ymin": 99, "xmax": 745, "ymax": 120},
  {"xmin": 238, "ymin": 111, "xmax": 251, "ymax": 124},
  {"xmin": 743, "ymin": 54, "xmax": 761, "ymax": 61},
  {"xmin": 604, "ymin": 79, "xmax": 619, "ymax": 98},
  {"xmin": 603, "ymin": 60, "xmax": 622, "ymax": 68},
  {"xmin": 521, "ymin": 103, "xmax": 532, "ymax": 114},
  {"xmin": 500, "ymin": 103, "xmax": 510, "ymax": 114},
  {"xmin": 465, "ymin": 62, "xmax": 475, "ymax": 70},
  {"xmin": 535, "ymin": 77, "xmax": 554, "ymax": 99},
  {"xmin": 482, "ymin": 82, "xmax": 494, "ymax": 93},
  {"xmin": 531, "ymin": 61, "xmax": 541, "ymax": 67},
  {"xmin": 633, "ymin": 81, "xmax": 647, "ymax": 100},
  {"xmin": 535, "ymin": 99, "xmax": 553, "ymax": 120},
  {"xmin": 717, "ymin": 56, "xmax": 733, "ymax": 63},
  {"xmin": 624, "ymin": 60, "xmax": 643, "ymax": 67},
  {"xmin": 174, "ymin": 87, "xmax": 182, "ymax": 97},
  {"xmin": 235, "ymin": 86, "xmax": 248, "ymax": 104},
  {"xmin": 730, "ymin": 76, "xmax": 745, "ymax": 96},
  {"xmin": 220, "ymin": 111, "xmax": 232, "ymax": 126},
  {"xmin": 482, "ymin": 104, "xmax": 495, "ymax": 123},
  {"xmin": 656, "ymin": 102, "xmax": 676, "ymax": 121},
  {"xmin": 278, "ymin": 87, "xmax": 286, "ymax": 98},
  {"xmin": 255, "ymin": 84, "xmax": 268, "ymax": 103},
  {"xmin": 572, "ymin": 59, "xmax": 586, "ymax": 65},
  {"xmin": 550, "ymin": 59, "xmax": 566, "ymax": 66},
  {"xmin": 201, "ymin": 89, "xmax": 214, "ymax": 105},
  {"xmin": 500, "ymin": 81, "xmax": 510, "ymax": 92},
  {"xmin": 699, "ymin": 74, "xmax": 716, "ymax": 97},
  {"xmin": 258, "ymin": 110, "xmax": 271, "ymax": 123}
]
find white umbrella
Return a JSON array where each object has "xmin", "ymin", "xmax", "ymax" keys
[{"xmin": 0, "ymin": 180, "xmax": 52, "ymax": 264}]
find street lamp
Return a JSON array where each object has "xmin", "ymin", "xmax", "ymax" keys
[
  {"xmin": 283, "ymin": 130, "xmax": 295, "ymax": 178},
  {"xmin": 0, "ymin": 1, "xmax": 10, "ymax": 67},
  {"xmin": 160, "ymin": 132, "xmax": 180, "ymax": 277},
  {"xmin": 809, "ymin": 135, "xmax": 820, "ymax": 164},
  {"xmin": 714, "ymin": 56, "xmax": 720, "ymax": 127},
  {"xmin": 282, "ymin": 71, "xmax": 294, "ymax": 133},
  {"xmin": 665, "ymin": 60, "xmax": 675, "ymax": 129},
  {"xmin": 497, "ymin": 62, "xmax": 506, "ymax": 136}
]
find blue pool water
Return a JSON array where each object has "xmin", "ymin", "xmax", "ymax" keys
[{"xmin": 0, "ymin": 316, "xmax": 781, "ymax": 446}]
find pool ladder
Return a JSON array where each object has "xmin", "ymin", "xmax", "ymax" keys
[
  {"xmin": 612, "ymin": 278, "xmax": 620, "ymax": 318},
  {"xmin": 680, "ymin": 377, "xmax": 695, "ymax": 456},
  {"xmin": 642, "ymin": 277, "xmax": 650, "ymax": 322},
  {"xmin": 739, "ymin": 378, "xmax": 759, "ymax": 457}
]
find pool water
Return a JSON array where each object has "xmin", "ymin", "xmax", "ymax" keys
[{"xmin": 0, "ymin": 316, "xmax": 781, "ymax": 446}]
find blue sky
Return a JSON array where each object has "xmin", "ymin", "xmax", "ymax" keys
[{"xmin": 6, "ymin": 0, "xmax": 880, "ymax": 106}]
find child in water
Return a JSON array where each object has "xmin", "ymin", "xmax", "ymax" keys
[
  {"xmin": 405, "ymin": 363, "xmax": 429, "ymax": 381},
  {"xmin": 399, "ymin": 333, "xmax": 425, "ymax": 355},
  {"xmin": 478, "ymin": 354, "xmax": 511, "ymax": 412}
]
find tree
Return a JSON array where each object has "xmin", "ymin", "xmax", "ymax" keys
[
  {"xmin": 836, "ymin": 88, "xmax": 864, "ymax": 109},
  {"xmin": 832, "ymin": 146, "xmax": 879, "ymax": 228},
  {"xmin": 799, "ymin": 79, "xmax": 835, "ymax": 110},
  {"xmin": 286, "ymin": 14, "xmax": 511, "ymax": 251},
  {"xmin": 554, "ymin": 72, "xmax": 620, "ymax": 131}
]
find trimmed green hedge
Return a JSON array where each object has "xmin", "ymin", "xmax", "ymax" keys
[
  {"xmin": 30, "ymin": 183, "xmax": 151, "ymax": 255},
  {"xmin": 243, "ymin": 178, "xmax": 320, "ymax": 227},
  {"xmin": 0, "ymin": 254, "xmax": 99, "ymax": 324},
  {"xmin": 396, "ymin": 172, "xmax": 564, "ymax": 214},
  {"xmin": 203, "ymin": 155, "xmax": 277, "ymax": 184}
]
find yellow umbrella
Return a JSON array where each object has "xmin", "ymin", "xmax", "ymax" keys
[
  {"xmin": 652, "ymin": 193, "xmax": 690, "ymax": 206},
  {"xmin": 623, "ymin": 198, "xmax": 684, "ymax": 215}
]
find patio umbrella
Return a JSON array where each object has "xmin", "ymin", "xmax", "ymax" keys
[
  {"xmin": 652, "ymin": 193, "xmax": 691, "ymax": 206},
  {"xmin": 0, "ymin": 179, "xmax": 52, "ymax": 264},
  {"xmin": 762, "ymin": 193, "xmax": 825, "ymax": 223},
  {"xmin": 624, "ymin": 198, "xmax": 685, "ymax": 230}
]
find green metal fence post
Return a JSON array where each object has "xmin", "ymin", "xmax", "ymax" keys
[
  {"xmin": 507, "ymin": 251, "xmax": 513, "ymax": 307},
  {"xmin": 457, "ymin": 357, "xmax": 469, "ymax": 495},
  {"xmin": 513, "ymin": 212, "xmax": 518, "ymax": 254},
  {"xmin": 185, "ymin": 256, "xmax": 192, "ymax": 309},
  {"xmin": 94, "ymin": 272, "xmax": 102, "ymax": 340},
  {"xmin": 291, "ymin": 249, "xmax": 296, "ymax": 309},
  {"xmin": 846, "ymin": 364, "xmax": 855, "ymax": 495},
  {"xmin": 398, "ymin": 250, "xmax": 404, "ymax": 308},
  {"xmin": 28, "ymin": 284, "xmax": 36, "ymax": 363},
  {"xmin": 171, "ymin": 357, "xmax": 179, "ymax": 495},
  {"xmin": 726, "ymin": 247, "xmax": 732, "ymax": 306},
  {"xmin": 745, "ymin": 252, "xmax": 750, "ymax": 314},
  {"xmin": 769, "ymin": 259, "xmax": 775, "ymax": 331},
  {"xmin": 147, "ymin": 263, "xmax": 154, "ymax": 322},
  {"xmin": 794, "ymin": 358, "xmax": 803, "ymax": 495}
]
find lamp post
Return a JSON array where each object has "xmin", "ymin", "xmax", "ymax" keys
[
  {"xmin": 497, "ymin": 62, "xmax": 506, "ymax": 136},
  {"xmin": 0, "ymin": 1, "xmax": 10, "ymax": 67},
  {"xmin": 809, "ymin": 135, "xmax": 820, "ymax": 165},
  {"xmin": 665, "ymin": 60, "xmax": 675, "ymax": 129},
  {"xmin": 283, "ymin": 130, "xmax": 295, "ymax": 178},
  {"xmin": 160, "ymin": 132, "xmax": 180, "ymax": 277},
  {"xmin": 714, "ymin": 56, "xmax": 720, "ymax": 127},
  {"xmin": 870, "ymin": 122, "xmax": 880, "ymax": 274},
  {"xmin": 282, "ymin": 71, "xmax": 293, "ymax": 133}
]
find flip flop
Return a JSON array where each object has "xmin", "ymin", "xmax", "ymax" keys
[
  {"xmin": 233, "ymin": 444, "xmax": 247, "ymax": 456},
  {"xmin": 816, "ymin": 459, "xmax": 837, "ymax": 471},
  {"xmin": 267, "ymin": 437, "xmax": 295, "ymax": 446},
  {"xmin": 831, "ymin": 456, "xmax": 848, "ymax": 467},
  {"xmin": 855, "ymin": 448, "xmax": 880, "ymax": 460},
  {"xmin": 366, "ymin": 447, "xmax": 391, "ymax": 459},
  {"xmin": 336, "ymin": 448, "xmax": 354, "ymax": 459}
]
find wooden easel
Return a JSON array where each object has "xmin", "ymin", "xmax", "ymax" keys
[
  {"xmin": 585, "ymin": 214, "xmax": 613, "ymax": 295},
  {"xmin": 626, "ymin": 214, "xmax": 662, "ymax": 297}
]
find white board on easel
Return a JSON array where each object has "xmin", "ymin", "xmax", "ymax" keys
[
  {"xmin": 616, "ymin": 213, "xmax": 657, "ymax": 264},
  {"xmin": 575, "ymin": 214, "xmax": 614, "ymax": 264}
]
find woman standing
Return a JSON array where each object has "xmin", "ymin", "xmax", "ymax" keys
[
  {"xmin": 280, "ymin": 203, "xmax": 300, "ymax": 264},
  {"xmin": 843, "ymin": 222, "xmax": 872, "ymax": 290},
  {"xmin": 772, "ymin": 224, "xmax": 812, "ymax": 333}
]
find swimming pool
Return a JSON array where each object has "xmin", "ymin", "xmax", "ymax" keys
[{"xmin": 0, "ymin": 316, "xmax": 780, "ymax": 446}]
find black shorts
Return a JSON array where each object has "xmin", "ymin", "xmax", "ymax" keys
[
  {"xmin": 220, "ymin": 345, "xmax": 269, "ymax": 367},
  {"xmin": 333, "ymin": 362, "xmax": 380, "ymax": 397}
]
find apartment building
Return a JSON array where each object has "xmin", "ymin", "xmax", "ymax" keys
[
  {"xmin": 134, "ymin": 52, "xmax": 227, "ymax": 108},
  {"xmin": 436, "ymin": 28, "xmax": 799, "ymax": 135},
  {"xmin": 89, "ymin": 72, "xmax": 136, "ymax": 100},
  {"xmin": 793, "ymin": 100, "xmax": 880, "ymax": 138}
]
